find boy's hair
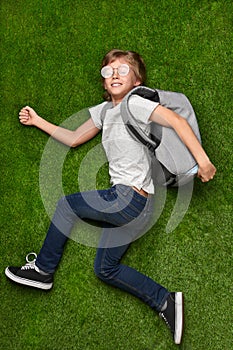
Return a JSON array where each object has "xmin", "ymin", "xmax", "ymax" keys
[{"xmin": 101, "ymin": 49, "xmax": 146, "ymax": 101}]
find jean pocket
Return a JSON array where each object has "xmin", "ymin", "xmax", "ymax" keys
[{"xmin": 115, "ymin": 184, "xmax": 134, "ymax": 197}]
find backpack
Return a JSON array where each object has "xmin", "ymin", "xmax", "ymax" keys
[{"xmin": 102, "ymin": 86, "xmax": 201, "ymax": 187}]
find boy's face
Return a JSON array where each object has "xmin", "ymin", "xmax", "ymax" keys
[{"xmin": 103, "ymin": 57, "xmax": 141, "ymax": 105}]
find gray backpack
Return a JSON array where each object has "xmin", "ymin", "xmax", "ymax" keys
[{"xmin": 103, "ymin": 86, "xmax": 201, "ymax": 187}]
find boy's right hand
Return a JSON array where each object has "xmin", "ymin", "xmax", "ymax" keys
[{"xmin": 19, "ymin": 106, "xmax": 39, "ymax": 126}]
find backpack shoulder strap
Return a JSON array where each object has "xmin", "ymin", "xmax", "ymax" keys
[{"xmin": 120, "ymin": 86, "xmax": 161, "ymax": 152}]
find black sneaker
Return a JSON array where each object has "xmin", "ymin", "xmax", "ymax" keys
[
  {"xmin": 159, "ymin": 292, "xmax": 184, "ymax": 345},
  {"xmin": 5, "ymin": 253, "xmax": 53, "ymax": 290}
]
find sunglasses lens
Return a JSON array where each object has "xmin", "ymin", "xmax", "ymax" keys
[
  {"xmin": 101, "ymin": 66, "xmax": 113, "ymax": 78},
  {"xmin": 118, "ymin": 64, "xmax": 130, "ymax": 76}
]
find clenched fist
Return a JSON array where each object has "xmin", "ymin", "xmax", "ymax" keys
[{"xmin": 19, "ymin": 106, "xmax": 39, "ymax": 126}]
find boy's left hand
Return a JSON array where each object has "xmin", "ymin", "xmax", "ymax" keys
[{"xmin": 197, "ymin": 161, "xmax": 216, "ymax": 182}]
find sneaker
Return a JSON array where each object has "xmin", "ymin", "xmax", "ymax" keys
[
  {"xmin": 5, "ymin": 252, "xmax": 53, "ymax": 290},
  {"xmin": 159, "ymin": 292, "xmax": 184, "ymax": 345}
]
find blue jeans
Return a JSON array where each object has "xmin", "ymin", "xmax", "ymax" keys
[{"xmin": 36, "ymin": 184, "xmax": 169, "ymax": 311}]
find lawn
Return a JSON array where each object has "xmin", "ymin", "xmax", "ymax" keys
[{"xmin": 0, "ymin": 0, "xmax": 232, "ymax": 349}]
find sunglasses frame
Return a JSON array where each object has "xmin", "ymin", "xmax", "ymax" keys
[{"xmin": 101, "ymin": 64, "xmax": 130, "ymax": 78}]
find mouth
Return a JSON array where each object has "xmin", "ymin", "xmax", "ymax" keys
[{"xmin": 111, "ymin": 83, "xmax": 122, "ymax": 87}]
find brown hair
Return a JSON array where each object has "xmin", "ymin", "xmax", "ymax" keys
[{"xmin": 101, "ymin": 49, "xmax": 146, "ymax": 101}]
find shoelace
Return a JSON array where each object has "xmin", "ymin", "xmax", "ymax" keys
[
  {"xmin": 159, "ymin": 312, "xmax": 172, "ymax": 331},
  {"xmin": 21, "ymin": 252, "xmax": 38, "ymax": 271}
]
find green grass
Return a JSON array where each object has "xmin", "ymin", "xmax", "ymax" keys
[{"xmin": 0, "ymin": 0, "xmax": 232, "ymax": 349}]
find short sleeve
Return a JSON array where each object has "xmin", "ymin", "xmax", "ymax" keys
[
  {"xmin": 89, "ymin": 101, "xmax": 109, "ymax": 129},
  {"xmin": 128, "ymin": 95, "xmax": 159, "ymax": 124}
]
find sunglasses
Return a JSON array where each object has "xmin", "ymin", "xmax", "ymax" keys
[{"xmin": 101, "ymin": 64, "xmax": 130, "ymax": 78}]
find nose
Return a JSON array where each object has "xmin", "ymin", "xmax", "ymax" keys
[{"xmin": 112, "ymin": 68, "xmax": 119, "ymax": 78}]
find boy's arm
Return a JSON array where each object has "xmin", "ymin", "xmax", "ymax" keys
[
  {"xmin": 149, "ymin": 105, "xmax": 216, "ymax": 182},
  {"xmin": 19, "ymin": 106, "xmax": 100, "ymax": 147}
]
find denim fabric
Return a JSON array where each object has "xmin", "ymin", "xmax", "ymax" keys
[{"xmin": 36, "ymin": 184, "xmax": 169, "ymax": 311}]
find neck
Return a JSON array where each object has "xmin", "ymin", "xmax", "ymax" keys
[{"xmin": 112, "ymin": 97, "xmax": 123, "ymax": 106}]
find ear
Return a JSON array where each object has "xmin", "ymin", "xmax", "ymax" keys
[{"xmin": 134, "ymin": 80, "xmax": 142, "ymax": 87}]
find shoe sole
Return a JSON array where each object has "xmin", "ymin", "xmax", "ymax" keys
[
  {"xmin": 5, "ymin": 267, "xmax": 53, "ymax": 291},
  {"xmin": 174, "ymin": 292, "xmax": 184, "ymax": 345}
]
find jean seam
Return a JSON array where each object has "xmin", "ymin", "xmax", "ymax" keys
[{"xmin": 113, "ymin": 276, "xmax": 160, "ymax": 309}]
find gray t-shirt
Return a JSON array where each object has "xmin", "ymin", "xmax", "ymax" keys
[{"xmin": 89, "ymin": 95, "xmax": 159, "ymax": 194}]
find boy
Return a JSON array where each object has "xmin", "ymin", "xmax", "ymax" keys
[{"xmin": 5, "ymin": 49, "xmax": 216, "ymax": 345}]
